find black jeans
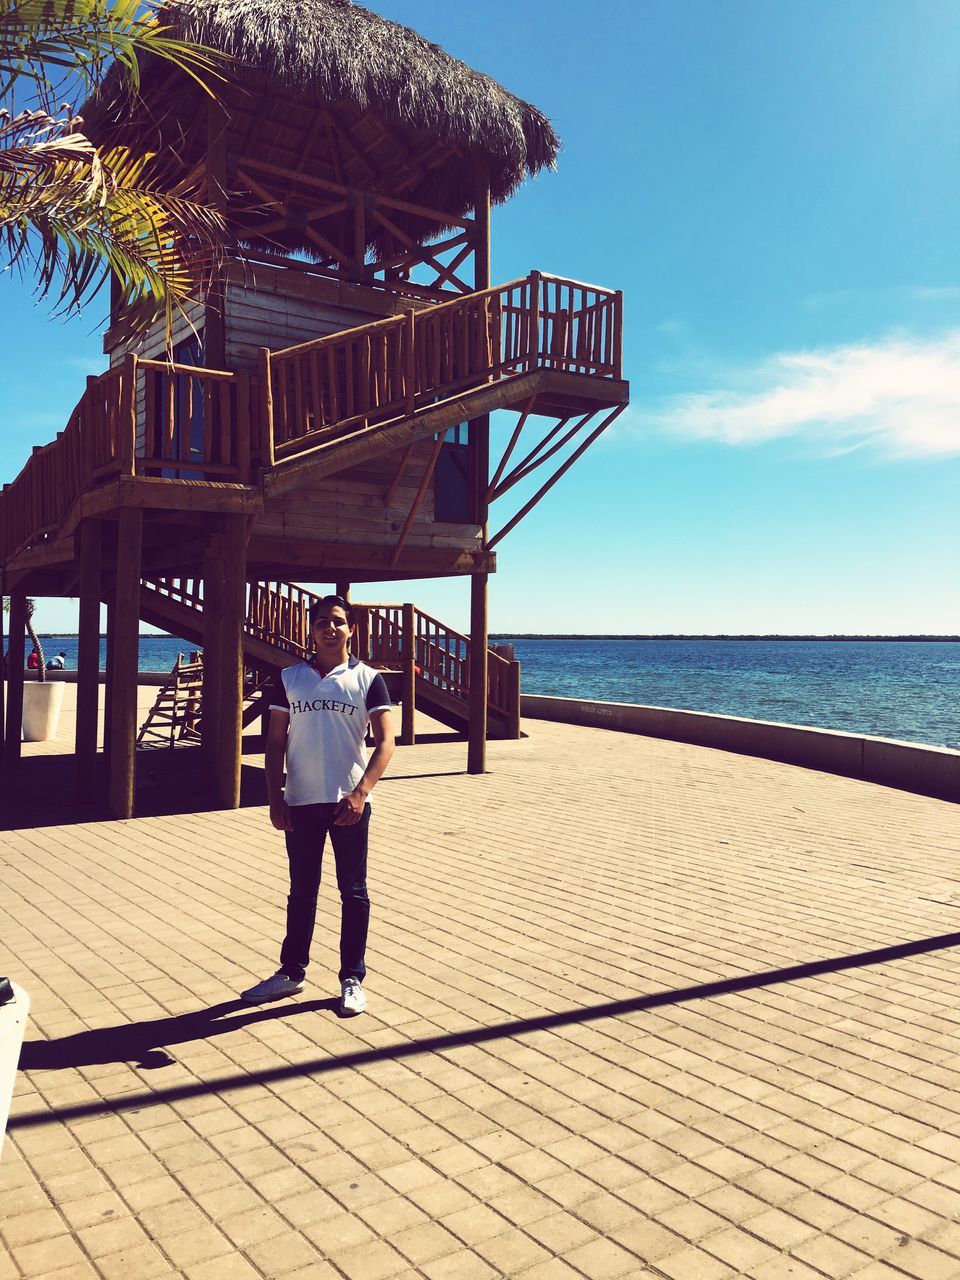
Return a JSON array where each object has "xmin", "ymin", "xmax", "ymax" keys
[{"xmin": 279, "ymin": 802, "xmax": 370, "ymax": 984}]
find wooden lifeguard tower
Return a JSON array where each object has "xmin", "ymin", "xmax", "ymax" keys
[{"xmin": 0, "ymin": 0, "xmax": 629, "ymax": 818}]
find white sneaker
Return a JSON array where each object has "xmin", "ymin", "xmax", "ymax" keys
[
  {"xmin": 340, "ymin": 978, "xmax": 366, "ymax": 1015},
  {"xmin": 241, "ymin": 971, "xmax": 304, "ymax": 1003}
]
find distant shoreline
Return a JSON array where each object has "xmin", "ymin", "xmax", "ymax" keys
[
  {"xmin": 36, "ymin": 632, "xmax": 960, "ymax": 643},
  {"xmin": 492, "ymin": 634, "xmax": 960, "ymax": 642}
]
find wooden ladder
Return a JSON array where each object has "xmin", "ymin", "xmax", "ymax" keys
[{"xmin": 135, "ymin": 652, "xmax": 203, "ymax": 749}]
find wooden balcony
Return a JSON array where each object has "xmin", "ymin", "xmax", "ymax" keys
[{"xmin": 0, "ymin": 270, "xmax": 628, "ymax": 576}]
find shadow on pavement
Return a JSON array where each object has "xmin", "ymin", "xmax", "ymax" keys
[
  {"xmin": 12, "ymin": 928, "xmax": 960, "ymax": 1130},
  {"xmin": 0, "ymin": 751, "xmax": 270, "ymax": 829}
]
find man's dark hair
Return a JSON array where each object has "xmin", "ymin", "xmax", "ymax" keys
[{"xmin": 309, "ymin": 594, "xmax": 354, "ymax": 626}]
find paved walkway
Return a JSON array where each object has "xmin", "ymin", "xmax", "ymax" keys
[{"xmin": 2, "ymin": 707, "xmax": 960, "ymax": 1280}]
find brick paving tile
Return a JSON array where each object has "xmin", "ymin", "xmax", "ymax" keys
[
  {"xmin": 324, "ymin": 1239, "xmax": 409, "ymax": 1280},
  {"xmin": 879, "ymin": 1240, "xmax": 960, "ymax": 1280},
  {"xmin": 4, "ymin": 711, "xmax": 960, "ymax": 1280},
  {"xmin": 791, "ymin": 1234, "xmax": 873, "ymax": 1276},
  {"xmin": 524, "ymin": 1210, "xmax": 598, "ymax": 1251},
  {"xmin": 389, "ymin": 1220, "xmax": 463, "ymax": 1265},
  {"xmin": 244, "ymin": 1232, "xmax": 326, "ymax": 1277},
  {"xmin": 655, "ymin": 1244, "xmax": 738, "ymax": 1279},
  {"xmin": 1, "ymin": 1208, "xmax": 68, "ymax": 1248},
  {"xmin": 535, "ymin": 1168, "xmax": 602, "ymax": 1208},
  {"xmin": 476, "ymin": 1226, "xmax": 552, "ymax": 1272},
  {"xmin": 74, "ymin": 1214, "xmax": 150, "ymax": 1257},
  {"xmin": 746, "ymin": 1258, "xmax": 827, "ymax": 1279},
  {"xmin": 184, "ymin": 1256, "xmax": 264, "ymax": 1280},
  {"xmin": 11, "ymin": 1236, "xmax": 87, "ymax": 1277},
  {"xmin": 94, "ymin": 1241, "xmax": 172, "ymax": 1280},
  {"xmin": 420, "ymin": 1250, "xmax": 500, "ymax": 1280},
  {"xmin": 154, "ymin": 1223, "xmax": 234, "ymax": 1269},
  {"xmin": 515, "ymin": 1261, "xmax": 592, "ymax": 1280}
]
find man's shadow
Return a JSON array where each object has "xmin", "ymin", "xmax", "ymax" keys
[{"xmin": 19, "ymin": 997, "xmax": 342, "ymax": 1072}]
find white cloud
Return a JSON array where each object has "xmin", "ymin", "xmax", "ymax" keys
[{"xmin": 645, "ymin": 331, "xmax": 960, "ymax": 459}]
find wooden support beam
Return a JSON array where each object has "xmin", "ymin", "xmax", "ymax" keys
[
  {"xmin": 487, "ymin": 397, "xmax": 536, "ymax": 501},
  {"xmin": 467, "ymin": 172, "xmax": 491, "ymax": 777},
  {"xmin": 102, "ymin": 591, "xmax": 115, "ymax": 758},
  {"xmin": 389, "ymin": 432, "xmax": 445, "ymax": 567},
  {"xmin": 506, "ymin": 660, "xmax": 522, "ymax": 741},
  {"xmin": 109, "ymin": 508, "xmax": 142, "ymax": 819},
  {"xmin": 487, "ymin": 403, "xmax": 627, "ymax": 551},
  {"xmin": 75, "ymin": 519, "xmax": 102, "ymax": 798},
  {"xmin": 492, "ymin": 412, "xmax": 589, "ymax": 500},
  {"xmin": 467, "ymin": 572, "xmax": 488, "ymax": 775},
  {"xmin": 353, "ymin": 191, "xmax": 366, "ymax": 284},
  {"xmin": 400, "ymin": 602, "xmax": 416, "ymax": 747},
  {"xmin": 216, "ymin": 515, "xmax": 249, "ymax": 809},
  {"xmin": 259, "ymin": 348, "xmax": 275, "ymax": 469},
  {"xmin": 383, "ymin": 440, "xmax": 416, "ymax": 507},
  {"xmin": 492, "ymin": 415, "xmax": 573, "ymax": 499},
  {"xmin": 4, "ymin": 591, "xmax": 26, "ymax": 767},
  {"xmin": 202, "ymin": 526, "xmax": 225, "ymax": 782},
  {"xmin": 204, "ymin": 97, "xmax": 230, "ymax": 369},
  {"xmin": 0, "ymin": 570, "xmax": 6, "ymax": 753}
]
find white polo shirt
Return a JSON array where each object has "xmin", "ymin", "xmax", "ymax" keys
[{"xmin": 269, "ymin": 657, "xmax": 392, "ymax": 806}]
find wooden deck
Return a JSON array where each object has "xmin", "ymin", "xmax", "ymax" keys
[
  {"xmin": 0, "ymin": 272, "xmax": 627, "ymax": 584},
  {"xmin": 3, "ymin": 705, "xmax": 960, "ymax": 1278}
]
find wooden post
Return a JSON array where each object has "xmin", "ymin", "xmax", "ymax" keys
[
  {"xmin": 216, "ymin": 515, "xmax": 248, "ymax": 808},
  {"xmin": 507, "ymin": 659, "xmax": 521, "ymax": 741},
  {"xmin": 404, "ymin": 308, "xmax": 416, "ymax": 413},
  {"xmin": 109, "ymin": 507, "xmax": 142, "ymax": 819},
  {"xmin": 400, "ymin": 602, "xmax": 416, "ymax": 747},
  {"xmin": 81, "ymin": 375, "xmax": 98, "ymax": 486},
  {"xmin": 335, "ymin": 581, "xmax": 351, "ymax": 601},
  {"xmin": 120, "ymin": 353, "xmax": 138, "ymax": 475},
  {"xmin": 354, "ymin": 605, "xmax": 369, "ymax": 661},
  {"xmin": 75, "ymin": 519, "xmax": 102, "ymax": 797},
  {"xmin": 202, "ymin": 526, "xmax": 225, "ymax": 784},
  {"xmin": 4, "ymin": 591, "xmax": 26, "ymax": 767},
  {"xmin": 353, "ymin": 191, "xmax": 366, "ymax": 283},
  {"xmin": 204, "ymin": 98, "xmax": 230, "ymax": 370},
  {"xmin": 467, "ymin": 574, "xmax": 488, "ymax": 774},
  {"xmin": 0, "ymin": 569, "xmax": 6, "ymax": 752},
  {"xmin": 236, "ymin": 370, "xmax": 252, "ymax": 483},
  {"xmin": 258, "ymin": 347, "xmax": 275, "ymax": 469},
  {"xmin": 102, "ymin": 591, "xmax": 115, "ymax": 757},
  {"xmin": 467, "ymin": 166, "xmax": 492, "ymax": 776}
]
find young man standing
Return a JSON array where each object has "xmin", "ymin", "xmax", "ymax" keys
[{"xmin": 242, "ymin": 595, "xmax": 395, "ymax": 1015}]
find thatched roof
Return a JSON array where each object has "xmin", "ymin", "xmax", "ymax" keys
[{"xmin": 86, "ymin": 0, "xmax": 560, "ymax": 260}]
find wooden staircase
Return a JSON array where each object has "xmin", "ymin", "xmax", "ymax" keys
[{"xmin": 138, "ymin": 577, "xmax": 521, "ymax": 739}]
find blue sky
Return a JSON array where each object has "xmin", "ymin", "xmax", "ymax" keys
[{"xmin": 3, "ymin": 0, "xmax": 958, "ymax": 634}]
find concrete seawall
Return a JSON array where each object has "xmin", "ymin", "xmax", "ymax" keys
[{"xmin": 521, "ymin": 694, "xmax": 960, "ymax": 803}]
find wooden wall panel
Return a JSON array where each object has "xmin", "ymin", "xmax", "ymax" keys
[
  {"xmin": 255, "ymin": 436, "xmax": 482, "ymax": 552},
  {"xmin": 224, "ymin": 271, "xmax": 405, "ymax": 369},
  {"xmin": 107, "ymin": 302, "xmax": 206, "ymax": 456}
]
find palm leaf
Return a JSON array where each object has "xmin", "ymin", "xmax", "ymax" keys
[
  {"xmin": 0, "ymin": 109, "xmax": 224, "ymax": 335},
  {"xmin": 0, "ymin": 0, "xmax": 223, "ymax": 100}
]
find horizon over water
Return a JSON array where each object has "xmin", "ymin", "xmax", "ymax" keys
[{"xmin": 34, "ymin": 632, "xmax": 959, "ymax": 751}]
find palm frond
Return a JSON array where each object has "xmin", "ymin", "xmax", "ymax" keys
[
  {"xmin": 0, "ymin": 0, "xmax": 223, "ymax": 101},
  {"xmin": 0, "ymin": 109, "xmax": 224, "ymax": 335}
]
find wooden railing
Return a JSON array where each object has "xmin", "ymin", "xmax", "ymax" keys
[
  {"xmin": 140, "ymin": 577, "xmax": 518, "ymax": 720},
  {"xmin": 139, "ymin": 358, "xmax": 254, "ymax": 482},
  {"xmin": 0, "ymin": 355, "xmax": 259, "ymax": 561},
  {"xmin": 0, "ymin": 365, "xmax": 129, "ymax": 562},
  {"xmin": 1, "ymin": 270, "xmax": 621, "ymax": 565},
  {"xmin": 263, "ymin": 270, "xmax": 623, "ymax": 465}
]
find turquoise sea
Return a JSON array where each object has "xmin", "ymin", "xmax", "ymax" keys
[{"xmin": 33, "ymin": 633, "xmax": 959, "ymax": 750}]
